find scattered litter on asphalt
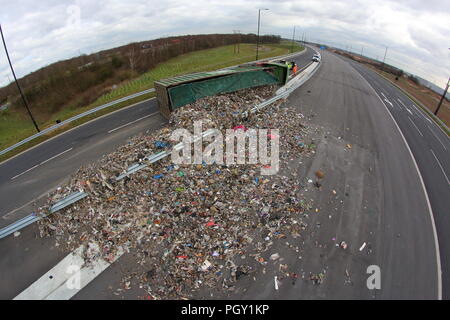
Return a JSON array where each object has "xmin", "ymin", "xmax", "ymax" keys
[
  {"xmin": 315, "ymin": 170, "xmax": 324, "ymax": 179},
  {"xmin": 35, "ymin": 84, "xmax": 322, "ymax": 299},
  {"xmin": 270, "ymin": 253, "xmax": 280, "ymax": 261},
  {"xmin": 310, "ymin": 272, "xmax": 325, "ymax": 285}
]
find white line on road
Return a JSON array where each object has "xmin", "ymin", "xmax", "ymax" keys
[
  {"xmin": 397, "ymin": 98, "xmax": 417, "ymax": 116},
  {"xmin": 430, "ymin": 149, "xmax": 450, "ymax": 185},
  {"xmin": 409, "ymin": 103, "xmax": 433, "ymax": 123},
  {"xmin": 108, "ymin": 112, "xmax": 158, "ymax": 134},
  {"xmin": 14, "ymin": 243, "xmax": 124, "ymax": 300},
  {"xmin": 424, "ymin": 116, "xmax": 432, "ymax": 124},
  {"xmin": 11, "ymin": 148, "xmax": 73, "ymax": 180},
  {"xmin": 395, "ymin": 99, "xmax": 404, "ymax": 110},
  {"xmin": 384, "ymin": 99, "xmax": 393, "ymax": 108},
  {"xmin": 428, "ymin": 126, "xmax": 447, "ymax": 150},
  {"xmin": 397, "ymin": 98, "xmax": 406, "ymax": 108},
  {"xmin": 408, "ymin": 117, "xmax": 423, "ymax": 136},
  {"xmin": 379, "ymin": 91, "xmax": 394, "ymax": 107}
]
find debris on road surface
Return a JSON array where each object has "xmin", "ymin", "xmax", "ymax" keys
[
  {"xmin": 315, "ymin": 170, "xmax": 324, "ymax": 179},
  {"xmin": 339, "ymin": 241, "xmax": 348, "ymax": 250},
  {"xmin": 35, "ymin": 85, "xmax": 319, "ymax": 299}
]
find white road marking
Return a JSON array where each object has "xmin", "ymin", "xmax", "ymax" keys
[
  {"xmin": 358, "ymin": 71, "xmax": 442, "ymax": 300},
  {"xmin": 380, "ymin": 91, "xmax": 394, "ymax": 107},
  {"xmin": 14, "ymin": 243, "xmax": 124, "ymax": 300},
  {"xmin": 108, "ymin": 112, "xmax": 158, "ymax": 134},
  {"xmin": 397, "ymin": 98, "xmax": 406, "ymax": 108},
  {"xmin": 397, "ymin": 98, "xmax": 413, "ymax": 115},
  {"xmin": 408, "ymin": 117, "xmax": 423, "ymax": 136},
  {"xmin": 409, "ymin": 103, "xmax": 433, "ymax": 123},
  {"xmin": 396, "ymin": 99, "xmax": 414, "ymax": 115},
  {"xmin": 397, "ymin": 99, "xmax": 406, "ymax": 109},
  {"xmin": 11, "ymin": 148, "xmax": 73, "ymax": 180},
  {"xmin": 430, "ymin": 149, "xmax": 450, "ymax": 186},
  {"xmin": 384, "ymin": 98, "xmax": 393, "ymax": 108},
  {"xmin": 416, "ymin": 107, "xmax": 433, "ymax": 123},
  {"xmin": 428, "ymin": 126, "xmax": 447, "ymax": 150}
]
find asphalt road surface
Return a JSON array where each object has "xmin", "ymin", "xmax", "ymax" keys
[{"xmin": 0, "ymin": 47, "xmax": 315, "ymax": 229}]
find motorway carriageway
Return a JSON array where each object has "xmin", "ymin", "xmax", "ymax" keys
[{"xmin": 348, "ymin": 58, "xmax": 449, "ymax": 299}]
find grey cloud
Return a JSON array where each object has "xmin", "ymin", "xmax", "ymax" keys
[{"xmin": 0, "ymin": 0, "xmax": 449, "ymax": 88}]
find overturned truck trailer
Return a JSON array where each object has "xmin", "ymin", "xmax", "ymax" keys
[{"xmin": 154, "ymin": 63, "xmax": 289, "ymax": 119}]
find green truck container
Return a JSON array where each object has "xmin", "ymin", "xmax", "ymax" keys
[{"xmin": 154, "ymin": 63, "xmax": 289, "ymax": 119}]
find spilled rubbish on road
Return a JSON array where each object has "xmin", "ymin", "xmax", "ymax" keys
[{"xmin": 35, "ymin": 84, "xmax": 326, "ymax": 299}]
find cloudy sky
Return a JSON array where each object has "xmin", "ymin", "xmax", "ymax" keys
[{"xmin": 1, "ymin": 0, "xmax": 449, "ymax": 89}]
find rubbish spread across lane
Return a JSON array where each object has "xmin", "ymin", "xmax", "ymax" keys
[{"xmin": 30, "ymin": 84, "xmax": 320, "ymax": 299}]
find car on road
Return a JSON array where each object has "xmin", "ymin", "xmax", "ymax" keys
[{"xmin": 312, "ymin": 54, "xmax": 321, "ymax": 62}]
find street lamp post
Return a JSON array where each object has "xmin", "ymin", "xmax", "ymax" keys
[
  {"xmin": 435, "ymin": 77, "xmax": 450, "ymax": 116},
  {"xmin": 290, "ymin": 26, "xmax": 296, "ymax": 53},
  {"xmin": 435, "ymin": 48, "xmax": 450, "ymax": 116},
  {"xmin": 256, "ymin": 8, "xmax": 269, "ymax": 61},
  {"xmin": 0, "ymin": 24, "xmax": 40, "ymax": 133}
]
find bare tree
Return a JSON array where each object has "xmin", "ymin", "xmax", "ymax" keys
[
  {"xmin": 233, "ymin": 30, "xmax": 241, "ymax": 54},
  {"xmin": 127, "ymin": 44, "xmax": 142, "ymax": 72}
]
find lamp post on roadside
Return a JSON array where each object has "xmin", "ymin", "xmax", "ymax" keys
[
  {"xmin": 256, "ymin": 8, "xmax": 269, "ymax": 61},
  {"xmin": 0, "ymin": 24, "xmax": 40, "ymax": 133},
  {"xmin": 381, "ymin": 46, "xmax": 388, "ymax": 72},
  {"xmin": 290, "ymin": 26, "xmax": 296, "ymax": 53},
  {"xmin": 434, "ymin": 77, "xmax": 450, "ymax": 116},
  {"xmin": 435, "ymin": 48, "xmax": 450, "ymax": 116}
]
